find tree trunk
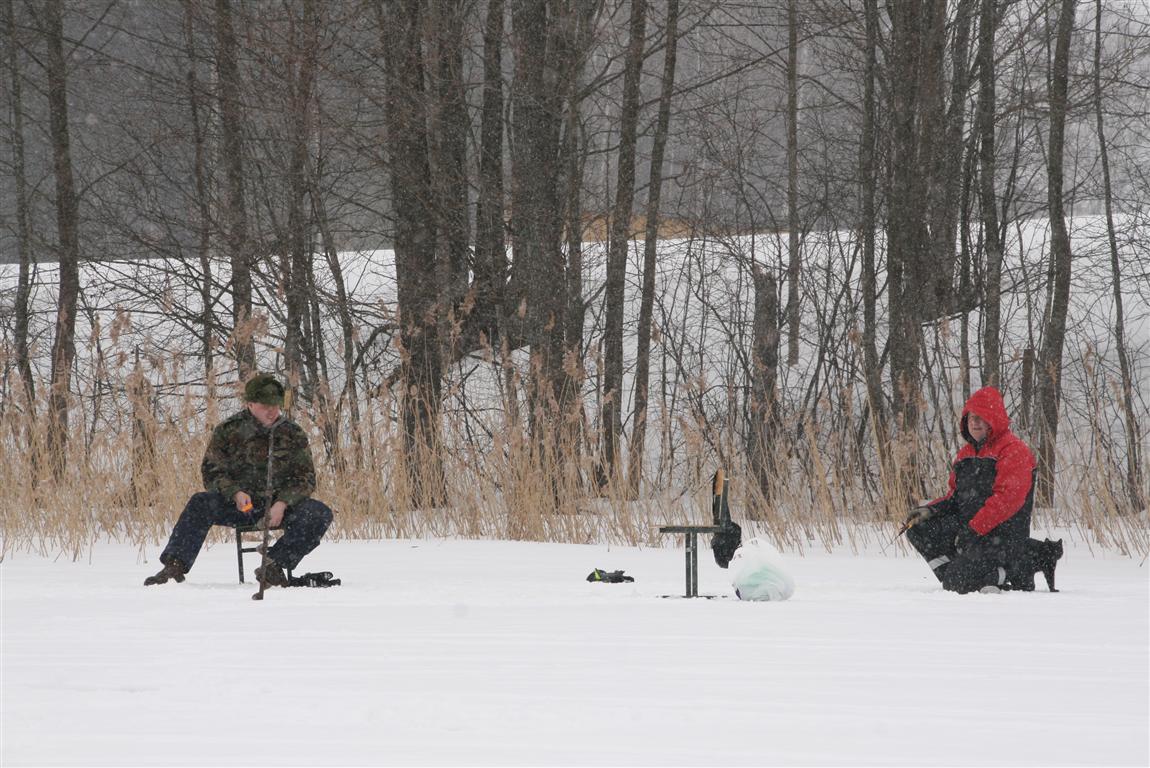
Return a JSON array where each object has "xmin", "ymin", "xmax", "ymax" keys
[
  {"xmin": 430, "ymin": 0, "xmax": 470, "ymax": 361},
  {"xmin": 629, "ymin": 0, "xmax": 679, "ymax": 497},
  {"xmin": 557, "ymin": 0, "xmax": 600, "ymax": 486},
  {"xmin": 474, "ymin": 0, "xmax": 507, "ymax": 344},
  {"xmin": 5, "ymin": 0, "xmax": 35, "ymax": 417},
  {"xmin": 977, "ymin": 0, "xmax": 1003, "ymax": 387},
  {"xmin": 307, "ymin": 151, "xmax": 363, "ymax": 469},
  {"xmin": 42, "ymin": 0, "xmax": 81, "ymax": 480},
  {"xmin": 510, "ymin": 0, "xmax": 569, "ymax": 453},
  {"xmin": 785, "ymin": 0, "xmax": 801, "ymax": 367},
  {"xmin": 927, "ymin": 0, "xmax": 971, "ymax": 315},
  {"xmin": 1093, "ymin": 0, "xmax": 1143, "ymax": 511},
  {"xmin": 182, "ymin": 0, "xmax": 216, "ymax": 395},
  {"xmin": 859, "ymin": 0, "xmax": 888, "ymax": 485},
  {"xmin": 1020, "ymin": 346, "xmax": 1035, "ymax": 432},
  {"xmin": 285, "ymin": 0, "xmax": 318, "ymax": 390},
  {"xmin": 215, "ymin": 0, "xmax": 255, "ymax": 376},
  {"xmin": 749, "ymin": 265, "xmax": 781, "ymax": 508},
  {"xmin": 1035, "ymin": 0, "xmax": 1077, "ymax": 506},
  {"xmin": 886, "ymin": 0, "xmax": 930, "ymax": 491},
  {"xmin": 128, "ymin": 350, "xmax": 156, "ymax": 509},
  {"xmin": 601, "ymin": 0, "xmax": 647, "ymax": 489},
  {"xmin": 562, "ymin": 109, "xmax": 586, "ymax": 395},
  {"xmin": 381, "ymin": 0, "xmax": 446, "ymax": 507}
]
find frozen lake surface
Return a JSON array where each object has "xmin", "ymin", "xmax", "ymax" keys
[{"xmin": 2, "ymin": 536, "xmax": 1147, "ymax": 766}]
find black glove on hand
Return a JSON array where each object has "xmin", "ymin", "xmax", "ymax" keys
[
  {"xmin": 904, "ymin": 505, "xmax": 933, "ymax": 528},
  {"xmin": 954, "ymin": 526, "xmax": 978, "ymax": 554}
]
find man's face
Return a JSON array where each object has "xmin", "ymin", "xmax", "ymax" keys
[
  {"xmin": 247, "ymin": 402, "xmax": 282, "ymax": 427},
  {"xmin": 967, "ymin": 412, "xmax": 990, "ymax": 443}
]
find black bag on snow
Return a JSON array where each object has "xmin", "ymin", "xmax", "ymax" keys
[
  {"xmin": 710, "ymin": 469, "xmax": 743, "ymax": 568},
  {"xmin": 286, "ymin": 571, "xmax": 341, "ymax": 587},
  {"xmin": 586, "ymin": 569, "xmax": 634, "ymax": 583},
  {"xmin": 711, "ymin": 521, "xmax": 742, "ymax": 569}
]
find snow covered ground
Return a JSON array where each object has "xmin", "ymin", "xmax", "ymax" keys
[{"xmin": 2, "ymin": 535, "xmax": 1147, "ymax": 766}]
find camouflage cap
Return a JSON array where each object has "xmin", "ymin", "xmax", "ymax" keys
[{"xmin": 244, "ymin": 373, "xmax": 285, "ymax": 406}]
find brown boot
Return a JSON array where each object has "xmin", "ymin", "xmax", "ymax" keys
[
  {"xmin": 254, "ymin": 561, "xmax": 289, "ymax": 587},
  {"xmin": 144, "ymin": 558, "xmax": 188, "ymax": 586}
]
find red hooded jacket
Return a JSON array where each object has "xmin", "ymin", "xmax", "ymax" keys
[{"xmin": 929, "ymin": 386, "xmax": 1037, "ymax": 536}]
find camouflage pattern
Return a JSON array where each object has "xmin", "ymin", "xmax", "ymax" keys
[
  {"xmin": 244, "ymin": 373, "xmax": 285, "ymax": 405},
  {"xmin": 201, "ymin": 409, "xmax": 316, "ymax": 508}
]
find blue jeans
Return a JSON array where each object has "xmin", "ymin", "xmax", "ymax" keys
[{"xmin": 160, "ymin": 491, "xmax": 333, "ymax": 572}]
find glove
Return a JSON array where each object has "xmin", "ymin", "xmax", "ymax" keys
[
  {"xmin": 903, "ymin": 505, "xmax": 933, "ymax": 530},
  {"xmin": 954, "ymin": 526, "xmax": 978, "ymax": 554},
  {"xmin": 587, "ymin": 569, "xmax": 634, "ymax": 583}
]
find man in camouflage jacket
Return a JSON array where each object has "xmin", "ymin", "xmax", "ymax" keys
[{"xmin": 145, "ymin": 373, "xmax": 333, "ymax": 586}]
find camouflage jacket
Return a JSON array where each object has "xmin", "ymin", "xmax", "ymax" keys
[{"xmin": 201, "ymin": 409, "xmax": 316, "ymax": 508}]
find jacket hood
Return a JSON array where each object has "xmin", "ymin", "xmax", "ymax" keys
[{"xmin": 962, "ymin": 386, "xmax": 1010, "ymax": 446}]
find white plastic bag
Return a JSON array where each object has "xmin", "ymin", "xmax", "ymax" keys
[{"xmin": 729, "ymin": 537, "xmax": 795, "ymax": 601}]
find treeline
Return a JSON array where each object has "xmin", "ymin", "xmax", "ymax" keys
[{"xmin": 0, "ymin": 0, "xmax": 1147, "ymax": 547}]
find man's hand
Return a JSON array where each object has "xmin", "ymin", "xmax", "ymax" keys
[
  {"xmin": 234, "ymin": 491, "xmax": 254, "ymax": 514},
  {"xmin": 266, "ymin": 500, "xmax": 287, "ymax": 528},
  {"xmin": 954, "ymin": 526, "xmax": 978, "ymax": 554},
  {"xmin": 903, "ymin": 505, "xmax": 933, "ymax": 530}
]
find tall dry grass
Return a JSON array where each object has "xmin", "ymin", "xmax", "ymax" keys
[{"xmin": 1, "ymin": 372, "xmax": 1145, "ymax": 561}]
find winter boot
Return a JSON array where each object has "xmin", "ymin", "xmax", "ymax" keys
[
  {"xmin": 255, "ymin": 560, "xmax": 289, "ymax": 587},
  {"xmin": 144, "ymin": 558, "xmax": 188, "ymax": 586}
]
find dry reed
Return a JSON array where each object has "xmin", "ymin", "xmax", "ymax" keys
[{"xmin": 1, "ymin": 374, "xmax": 1145, "ymax": 562}]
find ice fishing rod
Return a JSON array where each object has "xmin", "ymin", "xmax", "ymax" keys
[
  {"xmin": 879, "ymin": 506, "xmax": 931, "ymax": 555},
  {"xmin": 253, "ymin": 386, "xmax": 291, "ymax": 602}
]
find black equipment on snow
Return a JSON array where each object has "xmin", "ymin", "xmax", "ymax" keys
[
  {"xmin": 587, "ymin": 569, "xmax": 634, "ymax": 583},
  {"xmin": 287, "ymin": 571, "xmax": 342, "ymax": 588},
  {"xmin": 710, "ymin": 469, "xmax": 742, "ymax": 568}
]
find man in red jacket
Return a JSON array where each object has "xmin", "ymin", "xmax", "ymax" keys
[{"xmin": 905, "ymin": 386, "xmax": 1060, "ymax": 593}]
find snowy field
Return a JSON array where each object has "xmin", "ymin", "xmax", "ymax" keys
[{"xmin": 2, "ymin": 536, "xmax": 1147, "ymax": 767}]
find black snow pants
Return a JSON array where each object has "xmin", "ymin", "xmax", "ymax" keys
[
  {"xmin": 906, "ymin": 510, "xmax": 1030, "ymax": 593},
  {"xmin": 159, "ymin": 491, "xmax": 333, "ymax": 572}
]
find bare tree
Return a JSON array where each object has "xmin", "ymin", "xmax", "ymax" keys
[
  {"xmin": 474, "ymin": 0, "xmax": 507, "ymax": 344},
  {"xmin": 41, "ymin": 0, "xmax": 81, "ymax": 479},
  {"xmin": 430, "ymin": 0, "xmax": 471, "ymax": 359},
  {"xmin": 128, "ymin": 348, "xmax": 156, "ymax": 507},
  {"xmin": 558, "ymin": 0, "xmax": 602, "ymax": 479},
  {"xmin": 381, "ymin": 0, "xmax": 446, "ymax": 506},
  {"xmin": 216, "ymin": 0, "xmax": 255, "ymax": 376},
  {"xmin": 5, "ymin": 0, "xmax": 34, "ymax": 415},
  {"xmin": 749, "ymin": 264, "xmax": 781, "ymax": 506},
  {"xmin": 182, "ymin": 0, "xmax": 216, "ymax": 393},
  {"xmin": 601, "ymin": 0, "xmax": 648, "ymax": 489},
  {"xmin": 928, "ymin": 0, "xmax": 973, "ymax": 316},
  {"xmin": 509, "ymin": 0, "xmax": 572, "ymax": 449},
  {"xmin": 858, "ymin": 0, "xmax": 888, "ymax": 482},
  {"xmin": 285, "ymin": 0, "xmax": 320, "ymax": 389},
  {"xmin": 1092, "ymin": 0, "xmax": 1143, "ymax": 511},
  {"xmin": 1035, "ymin": 0, "xmax": 1076, "ymax": 506},
  {"xmin": 785, "ymin": 0, "xmax": 800, "ymax": 367},
  {"xmin": 308, "ymin": 158, "xmax": 363, "ymax": 469},
  {"xmin": 630, "ymin": 0, "xmax": 680, "ymax": 496},
  {"xmin": 977, "ymin": 0, "xmax": 1003, "ymax": 387},
  {"xmin": 2, "ymin": 0, "xmax": 1145, "ymax": 554},
  {"xmin": 886, "ymin": 0, "xmax": 937, "ymax": 498}
]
